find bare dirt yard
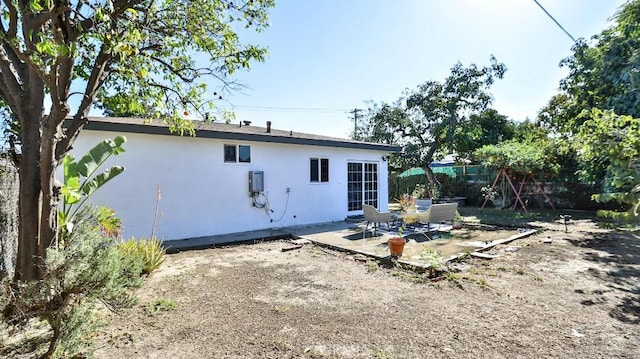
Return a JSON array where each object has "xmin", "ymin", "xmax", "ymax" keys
[{"xmin": 92, "ymin": 218, "xmax": 639, "ymax": 359}]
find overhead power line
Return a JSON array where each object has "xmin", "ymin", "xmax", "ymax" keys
[
  {"xmin": 532, "ymin": 0, "xmax": 577, "ymax": 43},
  {"xmin": 232, "ymin": 105, "xmax": 350, "ymax": 113}
]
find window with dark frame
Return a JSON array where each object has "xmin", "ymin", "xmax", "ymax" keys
[
  {"xmin": 310, "ymin": 158, "xmax": 319, "ymax": 182},
  {"xmin": 224, "ymin": 144, "xmax": 236, "ymax": 162},
  {"xmin": 224, "ymin": 144, "xmax": 251, "ymax": 163},
  {"xmin": 320, "ymin": 158, "xmax": 329, "ymax": 182},
  {"xmin": 238, "ymin": 145, "xmax": 251, "ymax": 163},
  {"xmin": 310, "ymin": 158, "xmax": 329, "ymax": 182}
]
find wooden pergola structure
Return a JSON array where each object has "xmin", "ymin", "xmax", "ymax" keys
[{"xmin": 480, "ymin": 168, "xmax": 555, "ymax": 213}]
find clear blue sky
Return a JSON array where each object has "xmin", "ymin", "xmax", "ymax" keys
[{"xmin": 213, "ymin": 0, "xmax": 627, "ymax": 138}]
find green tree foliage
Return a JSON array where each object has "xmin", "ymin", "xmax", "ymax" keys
[
  {"xmin": 577, "ymin": 110, "xmax": 640, "ymax": 222},
  {"xmin": 0, "ymin": 0, "xmax": 274, "ymax": 281},
  {"xmin": 539, "ymin": 0, "xmax": 640, "ymax": 133},
  {"xmin": 512, "ymin": 119, "xmax": 577, "ymax": 174},
  {"xmin": 361, "ymin": 57, "xmax": 506, "ymax": 186},
  {"xmin": 455, "ymin": 108, "xmax": 516, "ymax": 160}
]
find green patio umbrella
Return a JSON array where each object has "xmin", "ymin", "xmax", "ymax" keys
[
  {"xmin": 397, "ymin": 167, "xmax": 456, "ymax": 178},
  {"xmin": 397, "ymin": 167, "xmax": 425, "ymax": 178}
]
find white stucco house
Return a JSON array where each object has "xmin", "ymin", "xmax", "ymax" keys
[{"xmin": 67, "ymin": 117, "xmax": 401, "ymax": 241}]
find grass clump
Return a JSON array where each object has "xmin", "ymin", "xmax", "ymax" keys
[
  {"xmin": 476, "ymin": 277, "xmax": 490, "ymax": 288},
  {"xmin": 116, "ymin": 237, "xmax": 165, "ymax": 275}
]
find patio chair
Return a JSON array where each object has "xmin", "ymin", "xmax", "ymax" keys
[
  {"xmin": 362, "ymin": 204, "xmax": 395, "ymax": 235},
  {"xmin": 414, "ymin": 202, "xmax": 459, "ymax": 239}
]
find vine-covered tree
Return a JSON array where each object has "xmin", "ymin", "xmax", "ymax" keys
[
  {"xmin": 0, "ymin": 0, "xmax": 274, "ymax": 281},
  {"xmin": 361, "ymin": 57, "xmax": 506, "ymax": 186}
]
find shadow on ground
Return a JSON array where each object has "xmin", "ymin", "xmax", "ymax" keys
[
  {"xmin": 461, "ymin": 206, "xmax": 639, "ymax": 325},
  {"xmin": 567, "ymin": 230, "xmax": 640, "ymax": 324}
]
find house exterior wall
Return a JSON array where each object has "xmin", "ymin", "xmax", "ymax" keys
[{"xmin": 67, "ymin": 130, "xmax": 391, "ymax": 241}]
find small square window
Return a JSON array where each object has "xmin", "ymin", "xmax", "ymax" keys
[
  {"xmin": 238, "ymin": 145, "xmax": 251, "ymax": 163},
  {"xmin": 224, "ymin": 145, "xmax": 236, "ymax": 162},
  {"xmin": 310, "ymin": 158, "xmax": 329, "ymax": 182}
]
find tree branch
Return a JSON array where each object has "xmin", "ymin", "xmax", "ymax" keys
[
  {"xmin": 2, "ymin": 0, "xmax": 18, "ymax": 38},
  {"xmin": 57, "ymin": 47, "xmax": 113, "ymax": 160},
  {"xmin": 0, "ymin": 50, "xmax": 23, "ymax": 110}
]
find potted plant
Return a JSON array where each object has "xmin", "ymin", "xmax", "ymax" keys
[
  {"xmin": 452, "ymin": 210, "xmax": 463, "ymax": 230},
  {"xmin": 387, "ymin": 227, "xmax": 406, "ymax": 257},
  {"xmin": 397, "ymin": 193, "xmax": 417, "ymax": 214}
]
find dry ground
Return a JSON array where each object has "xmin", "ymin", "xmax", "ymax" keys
[{"xmin": 90, "ymin": 218, "xmax": 639, "ymax": 359}]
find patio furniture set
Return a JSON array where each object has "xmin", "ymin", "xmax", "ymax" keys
[{"xmin": 362, "ymin": 202, "xmax": 459, "ymax": 240}]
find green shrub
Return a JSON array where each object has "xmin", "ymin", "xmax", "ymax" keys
[
  {"xmin": 117, "ymin": 237, "xmax": 165, "ymax": 275},
  {"xmin": 1, "ymin": 207, "xmax": 145, "ymax": 358}
]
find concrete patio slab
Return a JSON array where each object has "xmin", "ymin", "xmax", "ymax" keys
[
  {"xmin": 163, "ymin": 227, "xmax": 292, "ymax": 253},
  {"xmin": 163, "ymin": 220, "xmax": 537, "ymax": 270}
]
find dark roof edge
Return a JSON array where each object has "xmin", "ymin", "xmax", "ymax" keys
[{"xmin": 79, "ymin": 120, "xmax": 403, "ymax": 152}]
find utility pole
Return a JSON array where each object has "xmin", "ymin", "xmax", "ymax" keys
[{"xmin": 349, "ymin": 108, "xmax": 362, "ymax": 140}]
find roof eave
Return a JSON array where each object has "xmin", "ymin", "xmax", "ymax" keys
[{"xmin": 77, "ymin": 119, "xmax": 402, "ymax": 152}]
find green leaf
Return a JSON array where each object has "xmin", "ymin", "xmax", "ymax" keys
[
  {"xmin": 81, "ymin": 166, "xmax": 125, "ymax": 196},
  {"xmin": 29, "ymin": 0, "xmax": 43, "ymax": 11},
  {"xmin": 77, "ymin": 137, "xmax": 126, "ymax": 177}
]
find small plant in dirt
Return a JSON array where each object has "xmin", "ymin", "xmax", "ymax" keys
[
  {"xmin": 451, "ymin": 251, "xmax": 471, "ymax": 262},
  {"xmin": 365, "ymin": 260, "xmax": 379, "ymax": 273},
  {"xmin": 420, "ymin": 246, "xmax": 446, "ymax": 276},
  {"xmin": 0, "ymin": 207, "xmax": 151, "ymax": 358},
  {"xmin": 273, "ymin": 305, "xmax": 290, "ymax": 314},
  {"xmin": 145, "ymin": 298, "xmax": 176, "ymax": 314},
  {"xmin": 374, "ymin": 347, "xmax": 395, "ymax": 359},
  {"xmin": 446, "ymin": 272, "xmax": 461, "ymax": 282},
  {"xmin": 476, "ymin": 277, "xmax": 490, "ymax": 288},
  {"xmin": 408, "ymin": 275, "xmax": 427, "ymax": 284}
]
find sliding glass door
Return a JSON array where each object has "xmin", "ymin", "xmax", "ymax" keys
[{"xmin": 347, "ymin": 162, "xmax": 378, "ymax": 211}]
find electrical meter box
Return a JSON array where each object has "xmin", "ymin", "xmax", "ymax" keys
[{"xmin": 249, "ymin": 171, "xmax": 264, "ymax": 193}]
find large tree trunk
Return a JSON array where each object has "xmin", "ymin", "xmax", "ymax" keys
[
  {"xmin": 14, "ymin": 65, "xmax": 48, "ymax": 281},
  {"xmin": 423, "ymin": 166, "xmax": 438, "ymax": 188},
  {"xmin": 15, "ymin": 110, "xmax": 44, "ymax": 281},
  {"xmin": 422, "ymin": 140, "xmax": 441, "ymax": 189},
  {"xmin": 15, "ymin": 123, "xmax": 60, "ymax": 281},
  {"xmin": 38, "ymin": 117, "xmax": 61, "ymax": 268}
]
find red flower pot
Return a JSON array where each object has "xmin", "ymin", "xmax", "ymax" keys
[{"xmin": 387, "ymin": 237, "xmax": 406, "ymax": 257}]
